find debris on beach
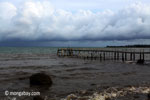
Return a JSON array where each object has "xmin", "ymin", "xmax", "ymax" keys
[{"xmin": 61, "ymin": 86, "xmax": 150, "ymax": 100}]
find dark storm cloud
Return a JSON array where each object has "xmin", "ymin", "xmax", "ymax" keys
[{"xmin": 0, "ymin": 1, "xmax": 150, "ymax": 43}]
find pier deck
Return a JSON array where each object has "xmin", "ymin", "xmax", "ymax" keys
[{"xmin": 57, "ymin": 48, "xmax": 150, "ymax": 62}]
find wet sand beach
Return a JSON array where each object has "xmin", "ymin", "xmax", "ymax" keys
[{"xmin": 0, "ymin": 50, "xmax": 150, "ymax": 100}]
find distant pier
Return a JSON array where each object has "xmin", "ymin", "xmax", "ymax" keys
[{"xmin": 57, "ymin": 48, "xmax": 150, "ymax": 62}]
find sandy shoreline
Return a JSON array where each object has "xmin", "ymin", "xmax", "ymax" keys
[{"xmin": 0, "ymin": 53, "xmax": 150, "ymax": 100}]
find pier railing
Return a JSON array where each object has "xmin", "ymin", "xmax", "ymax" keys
[{"xmin": 57, "ymin": 48, "xmax": 150, "ymax": 62}]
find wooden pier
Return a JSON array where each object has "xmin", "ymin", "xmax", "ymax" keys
[{"xmin": 57, "ymin": 48, "xmax": 150, "ymax": 62}]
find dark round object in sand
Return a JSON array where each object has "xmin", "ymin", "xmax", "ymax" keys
[
  {"xmin": 33, "ymin": 96, "xmax": 44, "ymax": 100},
  {"xmin": 137, "ymin": 59, "xmax": 144, "ymax": 64},
  {"xmin": 30, "ymin": 73, "xmax": 52, "ymax": 88}
]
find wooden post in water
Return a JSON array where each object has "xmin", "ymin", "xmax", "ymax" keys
[
  {"xmin": 87, "ymin": 55, "xmax": 89, "ymax": 60},
  {"xmin": 61, "ymin": 49, "xmax": 63, "ymax": 56},
  {"xmin": 99, "ymin": 53, "xmax": 102, "ymax": 61},
  {"xmin": 95, "ymin": 51, "xmax": 97, "ymax": 60},
  {"xmin": 91, "ymin": 53, "xmax": 93, "ymax": 60},
  {"xmin": 125, "ymin": 52, "xmax": 127, "ymax": 61},
  {"xmin": 122, "ymin": 52, "xmax": 124, "ymax": 62},
  {"xmin": 103, "ymin": 52, "xmax": 105, "ymax": 60},
  {"xmin": 114, "ymin": 52, "xmax": 116, "ymax": 60},
  {"xmin": 130, "ymin": 53, "xmax": 132, "ymax": 61},
  {"xmin": 67, "ymin": 49, "xmax": 69, "ymax": 56},
  {"xmin": 133, "ymin": 52, "xmax": 135, "ymax": 61}
]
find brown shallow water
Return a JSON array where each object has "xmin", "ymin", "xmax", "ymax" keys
[{"xmin": 0, "ymin": 53, "xmax": 150, "ymax": 100}]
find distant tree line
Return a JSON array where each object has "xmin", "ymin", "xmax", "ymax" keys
[{"xmin": 106, "ymin": 44, "xmax": 150, "ymax": 48}]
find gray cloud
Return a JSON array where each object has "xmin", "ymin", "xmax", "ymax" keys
[{"xmin": 0, "ymin": 1, "xmax": 150, "ymax": 43}]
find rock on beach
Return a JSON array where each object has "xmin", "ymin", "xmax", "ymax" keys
[{"xmin": 30, "ymin": 73, "xmax": 53, "ymax": 88}]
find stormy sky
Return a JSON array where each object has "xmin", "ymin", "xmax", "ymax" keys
[{"xmin": 0, "ymin": 0, "xmax": 150, "ymax": 47}]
